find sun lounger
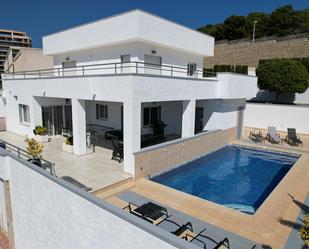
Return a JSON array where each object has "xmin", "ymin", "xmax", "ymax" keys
[
  {"xmin": 286, "ymin": 128, "xmax": 303, "ymax": 147},
  {"xmin": 249, "ymin": 129, "xmax": 263, "ymax": 143},
  {"xmin": 266, "ymin": 126, "xmax": 282, "ymax": 144},
  {"xmin": 125, "ymin": 201, "xmax": 169, "ymax": 225}
]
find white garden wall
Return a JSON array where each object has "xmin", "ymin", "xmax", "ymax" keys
[
  {"xmin": 244, "ymin": 103, "xmax": 309, "ymax": 134},
  {"xmin": 0, "ymin": 150, "xmax": 196, "ymax": 249}
]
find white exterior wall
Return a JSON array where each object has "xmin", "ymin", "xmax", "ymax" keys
[
  {"xmin": 2, "ymin": 73, "xmax": 257, "ymax": 175},
  {"xmin": 0, "ymin": 153, "xmax": 184, "ymax": 249},
  {"xmin": 197, "ymin": 99, "xmax": 246, "ymax": 131},
  {"xmin": 54, "ymin": 42, "xmax": 203, "ymax": 72},
  {"xmin": 244, "ymin": 103, "xmax": 309, "ymax": 134},
  {"xmin": 43, "ymin": 10, "xmax": 214, "ymax": 56},
  {"xmin": 0, "ymin": 179, "xmax": 8, "ymax": 233}
]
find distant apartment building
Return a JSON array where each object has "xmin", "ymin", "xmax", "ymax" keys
[{"xmin": 0, "ymin": 29, "xmax": 32, "ymax": 87}]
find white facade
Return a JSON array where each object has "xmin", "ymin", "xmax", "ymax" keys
[{"xmin": 1, "ymin": 10, "xmax": 257, "ymax": 176}]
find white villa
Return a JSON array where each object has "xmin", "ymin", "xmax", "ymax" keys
[
  {"xmin": 1, "ymin": 9, "xmax": 308, "ymax": 249},
  {"xmin": 1, "ymin": 10, "xmax": 257, "ymax": 177}
]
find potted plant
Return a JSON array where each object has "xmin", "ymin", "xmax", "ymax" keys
[
  {"xmin": 25, "ymin": 137, "xmax": 44, "ymax": 167},
  {"xmin": 300, "ymin": 214, "xmax": 309, "ymax": 247},
  {"xmin": 62, "ymin": 136, "xmax": 73, "ymax": 153},
  {"xmin": 33, "ymin": 126, "xmax": 49, "ymax": 143}
]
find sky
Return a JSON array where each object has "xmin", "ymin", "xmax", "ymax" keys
[{"xmin": 1, "ymin": 0, "xmax": 308, "ymax": 47}]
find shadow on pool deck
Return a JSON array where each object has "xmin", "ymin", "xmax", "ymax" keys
[{"xmin": 283, "ymin": 193, "xmax": 309, "ymax": 249}]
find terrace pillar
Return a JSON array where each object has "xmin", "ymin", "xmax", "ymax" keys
[
  {"xmin": 123, "ymin": 101, "xmax": 141, "ymax": 176},
  {"xmin": 181, "ymin": 99, "xmax": 196, "ymax": 138},
  {"xmin": 72, "ymin": 99, "xmax": 87, "ymax": 155},
  {"xmin": 31, "ymin": 97, "xmax": 43, "ymax": 133}
]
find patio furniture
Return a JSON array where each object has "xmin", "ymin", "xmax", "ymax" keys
[
  {"xmin": 60, "ymin": 176, "xmax": 92, "ymax": 192},
  {"xmin": 87, "ymin": 124, "xmax": 114, "ymax": 140},
  {"xmin": 266, "ymin": 126, "xmax": 282, "ymax": 144},
  {"xmin": 212, "ymin": 238, "xmax": 230, "ymax": 249},
  {"xmin": 105, "ymin": 129, "xmax": 123, "ymax": 140},
  {"xmin": 125, "ymin": 201, "xmax": 169, "ymax": 225},
  {"xmin": 286, "ymin": 128, "xmax": 303, "ymax": 147},
  {"xmin": 171, "ymin": 222, "xmax": 207, "ymax": 249},
  {"xmin": 111, "ymin": 135, "xmax": 123, "ymax": 163},
  {"xmin": 249, "ymin": 129, "xmax": 263, "ymax": 143}
]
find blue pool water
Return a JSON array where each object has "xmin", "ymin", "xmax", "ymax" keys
[{"xmin": 151, "ymin": 145, "xmax": 299, "ymax": 214}]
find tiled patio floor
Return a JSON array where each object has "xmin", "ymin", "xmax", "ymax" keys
[{"xmin": 0, "ymin": 131, "xmax": 131, "ymax": 191}]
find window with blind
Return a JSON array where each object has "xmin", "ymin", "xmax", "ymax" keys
[{"xmin": 96, "ymin": 104, "xmax": 108, "ymax": 120}]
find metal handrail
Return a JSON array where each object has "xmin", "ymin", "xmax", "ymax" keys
[
  {"xmin": 3, "ymin": 61, "xmax": 216, "ymax": 80},
  {"xmin": 0, "ymin": 140, "xmax": 56, "ymax": 176}
]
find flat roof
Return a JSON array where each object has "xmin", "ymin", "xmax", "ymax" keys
[{"xmin": 43, "ymin": 9, "xmax": 214, "ymax": 56}]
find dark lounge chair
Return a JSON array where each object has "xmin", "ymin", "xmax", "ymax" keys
[
  {"xmin": 111, "ymin": 135, "xmax": 123, "ymax": 163},
  {"xmin": 286, "ymin": 128, "xmax": 303, "ymax": 147},
  {"xmin": 249, "ymin": 129, "xmax": 263, "ymax": 143},
  {"xmin": 125, "ymin": 201, "xmax": 169, "ymax": 225},
  {"xmin": 169, "ymin": 219, "xmax": 232, "ymax": 249},
  {"xmin": 266, "ymin": 126, "xmax": 282, "ymax": 144}
]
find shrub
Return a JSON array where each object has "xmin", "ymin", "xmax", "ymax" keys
[
  {"xmin": 33, "ymin": 126, "xmax": 47, "ymax": 135},
  {"xmin": 300, "ymin": 214, "xmax": 309, "ymax": 247},
  {"xmin": 25, "ymin": 137, "xmax": 44, "ymax": 159},
  {"xmin": 256, "ymin": 59, "xmax": 309, "ymax": 100},
  {"xmin": 65, "ymin": 136, "xmax": 73, "ymax": 145},
  {"xmin": 211, "ymin": 64, "xmax": 248, "ymax": 75}
]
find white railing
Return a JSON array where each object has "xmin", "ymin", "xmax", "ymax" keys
[{"xmin": 2, "ymin": 61, "xmax": 216, "ymax": 80}]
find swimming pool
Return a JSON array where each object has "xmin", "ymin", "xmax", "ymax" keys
[{"xmin": 151, "ymin": 145, "xmax": 299, "ymax": 214}]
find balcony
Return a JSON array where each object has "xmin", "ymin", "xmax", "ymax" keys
[{"xmin": 2, "ymin": 61, "xmax": 216, "ymax": 81}]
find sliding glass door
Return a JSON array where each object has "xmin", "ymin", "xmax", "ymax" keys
[
  {"xmin": 42, "ymin": 107, "xmax": 53, "ymax": 136},
  {"xmin": 42, "ymin": 105, "xmax": 72, "ymax": 136}
]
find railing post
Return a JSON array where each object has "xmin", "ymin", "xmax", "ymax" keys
[
  {"xmin": 39, "ymin": 70, "xmax": 41, "ymax": 78},
  {"xmin": 82, "ymin": 66, "xmax": 84, "ymax": 76},
  {"xmin": 17, "ymin": 148, "xmax": 20, "ymax": 158},
  {"xmin": 171, "ymin": 67, "xmax": 173, "ymax": 77},
  {"xmin": 136, "ymin": 62, "xmax": 138, "ymax": 74},
  {"xmin": 114, "ymin": 63, "xmax": 117, "ymax": 74},
  {"xmin": 58, "ymin": 68, "xmax": 60, "ymax": 77},
  {"xmin": 24, "ymin": 72, "xmax": 25, "ymax": 79}
]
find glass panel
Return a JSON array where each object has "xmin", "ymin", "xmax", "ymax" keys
[
  {"xmin": 96, "ymin": 104, "xmax": 99, "ymax": 119},
  {"xmin": 18, "ymin": 104, "xmax": 22, "ymax": 123},
  {"xmin": 143, "ymin": 108, "xmax": 149, "ymax": 126},
  {"xmin": 150, "ymin": 107, "xmax": 158, "ymax": 125},
  {"xmin": 64, "ymin": 105, "xmax": 72, "ymax": 130},
  {"xmin": 104, "ymin": 105, "xmax": 108, "ymax": 119},
  {"xmin": 42, "ymin": 107, "xmax": 53, "ymax": 136},
  {"xmin": 53, "ymin": 106, "xmax": 63, "ymax": 135}
]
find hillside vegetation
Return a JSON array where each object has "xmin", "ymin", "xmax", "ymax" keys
[{"xmin": 198, "ymin": 5, "xmax": 309, "ymax": 41}]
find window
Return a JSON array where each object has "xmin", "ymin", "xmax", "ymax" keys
[
  {"xmin": 143, "ymin": 106, "xmax": 161, "ymax": 126},
  {"xmin": 120, "ymin": 54, "xmax": 131, "ymax": 63},
  {"xmin": 187, "ymin": 63, "xmax": 197, "ymax": 76},
  {"xmin": 19, "ymin": 104, "xmax": 30, "ymax": 123},
  {"xmin": 121, "ymin": 54, "xmax": 131, "ymax": 73},
  {"xmin": 62, "ymin": 61, "xmax": 76, "ymax": 68},
  {"xmin": 96, "ymin": 104, "xmax": 108, "ymax": 120}
]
